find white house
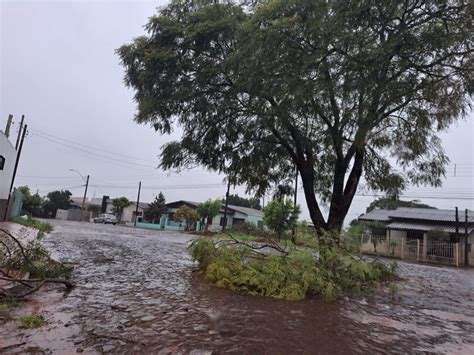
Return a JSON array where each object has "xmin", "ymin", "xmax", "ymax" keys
[
  {"xmin": 0, "ymin": 128, "xmax": 17, "ymax": 221},
  {"xmin": 121, "ymin": 201, "xmax": 149, "ymax": 224}
]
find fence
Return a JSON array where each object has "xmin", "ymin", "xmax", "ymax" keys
[{"xmin": 361, "ymin": 235, "xmax": 460, "ymax": 266}]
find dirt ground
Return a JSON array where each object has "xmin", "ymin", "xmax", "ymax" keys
[{"xmin": 1, "ymin": 220, "xmax": 473, "ymax": 354}]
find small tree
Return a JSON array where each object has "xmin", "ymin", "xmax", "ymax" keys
[
  {"xmin": 263, "ymin": 199, "xmax": 300, "ymax": 240},
  {"xmin": 42, "ymin": 190, "xmax": 72, "ymax": 218},
  {"xmin": 197, "ymin": 199, "xmax": 222, "ymax": 232},
  {"xmin": 112, "ymin": 197, "xmax": 130, "ymax": 222},
  {"xmin": 145, "ymin": 192, "xmax": 166, "ymax": 223},
  {"xmin": 18, "ymin": 186, "xmax": 44, "ymax": 217},
  {"xmin": 174, "ymin": 205, "xmax": 197, "ymax": 231}
]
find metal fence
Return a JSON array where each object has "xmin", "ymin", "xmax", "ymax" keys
[{"xmin": 360, "ymin": 235, "xmax": 460, "ymax": 266}]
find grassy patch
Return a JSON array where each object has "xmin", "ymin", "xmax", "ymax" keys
[
  {"xmin": 11, "ymin": 217, "xmax": 53, "ymax": 234},
  {"xmin": 189, "ymin": 234, "xmax": 396, "ymax": 301},
  {"xmin": 16, "ymin": 315, "xmax": 47, "ymax": 329},
  {"xmin": 216, "ymin": 233, "xmax": 257, "ymax": 242},
  {"xmin": 0, "ymin": 298, "xmax": 19, "ymax": 312}
]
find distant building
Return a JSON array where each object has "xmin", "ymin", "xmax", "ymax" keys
[{"xmin": 121, "ymin": 201, "xmax": 149, "ymax": 224}]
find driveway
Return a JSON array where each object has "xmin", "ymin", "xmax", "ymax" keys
[{"xmin": 1, "ymin": 220, "xmax": 473, "ymax": 354}]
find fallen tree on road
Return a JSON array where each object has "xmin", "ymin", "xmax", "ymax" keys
[{"xmin": 0, "ymin": 223, "xmax": 74, "ymax": 300}]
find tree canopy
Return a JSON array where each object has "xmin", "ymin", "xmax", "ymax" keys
[
  {"xmin": 17, "ymin": 186, "xmax": 44, "ymax": 217},
  {"xmin": 145, "ymin": 192, "xmax": 167, "ymax": 222},
  {"xmin": 197, "ymin": 199, "xmax": 222, "ymax": 231},
  {"xmin": 43, "ymin": 190, "xmax": 72, "ymax": 217},
  {"xmin": 263, "ymin": 199, "xmax": 301, "ymax": 239},
  {"xmin": 118, "ymin": 0, "xmax": 472, "ymax": 231},
  {"xmin": 175, "ymin": 204, "xmax": 197, "ymax": 231},
  {"xmin": 225, "ymin": 194, "xmax": 261, "ymax": 210}
]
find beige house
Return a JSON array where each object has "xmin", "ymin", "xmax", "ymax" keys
[
  {"xmin": 358, "ymin": 208, "xmax": 474, "ymax": 267},
  {"xmin": 121, "ymin": 202, "xmax": 149, "ymax": 224}
]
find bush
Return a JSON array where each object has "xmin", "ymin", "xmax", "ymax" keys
[{"xmin": 189, "ymin": 233, "xmax": 396, "ymax": 301}]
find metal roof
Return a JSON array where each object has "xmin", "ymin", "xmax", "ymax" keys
[
  {"xmin": 388, "ymin": 208, "xmax": 474, "ymax": 223},
  {"xmin": 227, "ymin": 204, "xmax": 263, "ymax": 218},
  {"xmin": 358, "ymin": 209, "xmax": 393, "ymax": 222},
  {"xmin": 387, "ymin": 221, "xmax": 474, "ymax": 234}
]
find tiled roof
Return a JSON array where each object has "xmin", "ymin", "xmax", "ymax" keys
[{"xmin": 388, "ymin": 221, "xmax": 474, "ymax": 234}]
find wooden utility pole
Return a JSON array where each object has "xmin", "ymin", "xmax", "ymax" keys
[
  {"xmin": 81, "ymin": 175, "xmax": 89, "ymax": 221},
  {"xmin": 465, "ymin": 209, "xmax": 469, "ymax": 267},
  {"xmin": 293, "ymin": 165, "xmax": 298, "ymax": 237},
  {"xmin": 222, "ymin": 178, "xmax": 231, "ymax": 232},
  {"xmin": 15, "ymin": 115, "xmax": 25, "ymax": 150},
  {"xmin": 455, "ymin": 207, "xmax": 459, "ymax": 241},
  {"xmin": 4, "ymin": 124, "xmax": 27, "ymax": 220},
  {"xmin": 5, "ymin": 114, "xmax": 13, "ymax": 138},
  {"xmin": 134, "ymin": 181, "xmax": 142, "ymax": 227}
]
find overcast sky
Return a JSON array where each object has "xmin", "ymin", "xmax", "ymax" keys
[{"xmin": 1, "ymin": 0, "xmax": 473, "ymax": 223}]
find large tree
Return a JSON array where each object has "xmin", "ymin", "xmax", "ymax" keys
[{"xmin": 118, "ymin": 0, "xmax": 472, "ymax": 231}]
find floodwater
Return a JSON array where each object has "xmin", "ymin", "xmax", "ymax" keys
[{"xmin": 1, "ymin": 220, "xmax": 473, "ymax": 354}]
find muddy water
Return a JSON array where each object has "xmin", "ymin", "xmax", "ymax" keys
[{"xmin": 1, "ymin": 220, "xmax": 473, "ymax": 354}]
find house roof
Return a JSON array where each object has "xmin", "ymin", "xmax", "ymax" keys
[
  {"xmin": 358, "ymin": 209, "xmax": 393, "ymax": 222},
  {"xmin": 227, "ymin": 204, "xmax": 263, "ymax": 218},
  {"xmin": 359, "ymin": 207, "xmax": 474, "ymax": 224},
  {"xmin": 387, "ymin": 221, "xmax": 474, "ymax": 234},
  {"xmin": 388, "ymin": 208, "xmax": 474, "ymax": 223},
  {"xmin": 130, "ymin": 201, "xmax": 149, "ymax": 209}
]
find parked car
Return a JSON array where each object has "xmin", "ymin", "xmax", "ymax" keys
[{"xmin": 93, "ymin": 214, "xmax": 118, "ymax": 225}]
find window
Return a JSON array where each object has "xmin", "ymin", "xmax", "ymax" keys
[
  {"xmin": 0, "ymin": 155, "xmax": 4, "ymax": 170},
  {"xmin": 220, "ymin": 217, "xmax": 227, "ymax": 226},
  {"xmin": 257, "ymin": 220, "xmax": 264, "ymax": 229}
]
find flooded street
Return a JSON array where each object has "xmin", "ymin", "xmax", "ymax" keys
[{"xmin": 1, "ymin": 220, "xmax": 474, "ymax": 354}]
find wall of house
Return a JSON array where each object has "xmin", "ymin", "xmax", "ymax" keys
[
  {"xmin": 122, "ymin": 205, "xmax": 144, "ymax": 224},
  {"xmin": 0, "ymin": 132, "xmax": 16, "ymax": 220}
]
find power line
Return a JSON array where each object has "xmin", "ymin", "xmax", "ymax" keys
[
  {"xmin": 29, "ymin": 128, "xmax": 159, "ymax": 164},
  {"xmin": 30, "ymin": 133, "xmax": 158, "ymax": 169}
]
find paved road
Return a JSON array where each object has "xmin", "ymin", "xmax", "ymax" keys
[{"xmin": 1, "ymin": 220, "xmax": 474, "ymax": 354}]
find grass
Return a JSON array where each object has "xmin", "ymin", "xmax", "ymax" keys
[
  {"xmin": 11, "ymin": 217, "xmax": 53, "ymax": 234},
  {"xmin": 16, "ymin": 315, "xmax": 47, "ymax": 329},
  {"xmin": 216, "ymin": 232, "xmax": 257, "ymax": 241},
  {"xmin": 0, "ymin": 298, "xmax": 19, "ymax": 312}
]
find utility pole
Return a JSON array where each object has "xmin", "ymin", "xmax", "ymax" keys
[
  {"xmin": 15, "ymin": 115, "xmax": 25, "ymax": 150},
  {"xmin": 4, "ymin": 114, "xmax": 13, "ymax": 138},
  {"xmin": 222, "ymin": 178, "xmax": 231, "ymax": 232},
  {"xmin": 134, "ymin": 181, "xmax": 142, "ymax": 227},
  {"xmin": 465, "ymin": 209, "xmax": 469, "ymax": 267},
  {"xmin": 455, "ymin": 207, "xmax": 459, "ymax": 241},
  {"xmin": 4, "ymin": 124, "xmax": 27, "ymax": 220},
  {"xmin": 81, "ymin": 175, "xmax": 89, "ymax": 221}
]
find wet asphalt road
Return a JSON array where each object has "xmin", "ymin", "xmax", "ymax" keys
[{"xmin": 1, "ymin": 220, "xmax": 474, "ymax": 354}]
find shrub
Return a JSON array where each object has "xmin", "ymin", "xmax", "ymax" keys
[{"xmin": 189, "ymin": 235, "xmax": 396, "ymax": 301}]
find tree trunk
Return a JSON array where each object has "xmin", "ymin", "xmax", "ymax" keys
[{"xmin": 298, "ymin": 162, "xmax": 326, "ymax": 230}]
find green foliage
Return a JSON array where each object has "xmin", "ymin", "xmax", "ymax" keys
[
  {"xmin": 42, "ymin": 190, "xmax": 72, "ymax": 217},
  {"xmin": 112, "ymin": 197, "xmax": 130, "ymax": 222},
  {"xmin": 226, "ymin": 194, "xmax": 262, "ymax": 210},
  {"xmin": 17, "ymin": 186, "xmax": 44, "ymax": 217},
  {"xmin": 16, "ymin": 315, "xmax": 47, "ymax": 329},
  {"xmin": 197, "ymin": 199, "xmax": 222, "ymax": 231},
  {"xmin": 145, "ymin": 192, "xmax": 167, "ymax": 223},
  {"xmin": 263, "ymin": 199, "xmax": 300, "ymax": 239},
  {"xmin": 11, "ymin": 217, "xmax": 53, "ymax": 234},
  {"xmin": 366, "ymin": 197, "xmax": 436, "ymax": 213},
  {"xmin": 118, "ymin": 0, "xmax": 472, "ymax": 232},
  {"xmin": 189, "ymin": 233, "xmax": 396, "ymax": 301},
  {"xmin": 87, "ymin": 204, "xmax": 102, "ymax": 213},
  {"xmin": 175, "ymin": 205, "xmax": 198, "ymax": 231}
]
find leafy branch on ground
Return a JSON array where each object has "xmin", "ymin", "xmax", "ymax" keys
[
  {"xmin": 0, "ymin": 221, "xmax": 74, "ymax": 301},
  {"xmin": 189, "ymin": 231, "xmax": 396, "ymax": 301}
]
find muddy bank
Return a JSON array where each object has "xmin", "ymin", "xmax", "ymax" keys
[{"xmin": 1, "ymin": 220, "xmax": 473, "ymax": 354}]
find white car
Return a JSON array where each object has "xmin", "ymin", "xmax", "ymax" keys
[{"xmin": 93, "ymin": 214, "xmax": 118, "ymax": 225}]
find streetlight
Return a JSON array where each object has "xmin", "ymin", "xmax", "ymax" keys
[{"xmin": 69, "ymin": 169, "xmax": 90, "ymax": 218}]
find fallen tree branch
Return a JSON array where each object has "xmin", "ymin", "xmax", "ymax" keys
[{"xmin": 226, "ymin": 233, "xmax": 289, "ymax": 256}]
